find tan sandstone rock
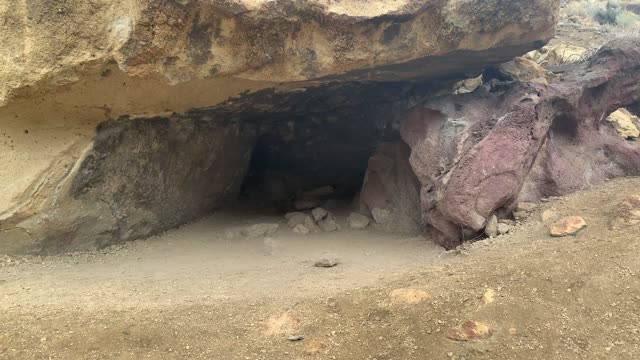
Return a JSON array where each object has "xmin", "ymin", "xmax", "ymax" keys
[
  {"xmin": 607, "ymin": 108, "xmax": 640, "ymax": 139},
  {"xmin": 550, "ymin": 216, "xmax": 587, "ymax": 237}
]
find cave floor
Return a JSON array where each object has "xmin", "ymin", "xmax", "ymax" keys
[{"xmin": 2, "ymin": 177, "xmax": 640, "ymax": 360}]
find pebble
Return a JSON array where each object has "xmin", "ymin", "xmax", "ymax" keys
[
  {"xmin": 311, "ymin": 207, "xmax": 328, "ymax": 222},
  {"xmin": 318, "ymin": 216, "xmax": 339, "ymax": 232},
  {"xmin": 497, "ymin": 223, "xmax": 512, "ymax": 235}
]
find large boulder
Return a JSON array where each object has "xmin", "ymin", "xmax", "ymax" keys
[{"xmin": 400, "ymin": 39, "xmax": 640, "ymax": 248}]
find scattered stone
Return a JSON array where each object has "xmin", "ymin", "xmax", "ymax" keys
[
  {"xmin": 482, "ymin": 289, "xmax": 495, "ymax": 304},
  {"xmin": 304, "ymin": 216, "xmax": 321, "ymax": 233},
  {"xmin": 516, "ymin": 202, "xmax": 537, "ymax": 212},
  {"xmin": 499, "ymin": 219, "xmax": 515, "ymax": 226},
  {"xmin": 294, "ymin": 198, "xmax": 322, "ymax": 211},
  {"xmin": 318, "ymin": 216, "xmax": 339, "ymax": 232},
  {"xmin": 390, "ymin": 288, "xmax": 431, "ymax": 304},
  {"xmin": 302, "ymin": 186, "xmax": 334, "ymax": 198},
  {"xmin": 607, "ymin": 108, "xmax": 640, "ymax": 139},
  {"xmin": 347, "ymin": 213, "xmax": 370, "ymax": 229},
  {"xmin": 611, "ymin": 195, "xmax": 640, "ymax": 229},
  {"xmin": 287, "ymin": 335, "xmax": 305, "ymax": 342},
  {"xmin": 287, "ymin": 213, "xmax": 310, "ymax": 228},
  {"xmin": 371, "ymin": 207, "xmax": 392, "ymax": 224},
  {"xmin": 497, "ymin": 223, "xmax": 512, "ymax": 235},
  {"xmin": 241, "ymin": 223, "xmax": 280, "ymax": 238},
  {"xmin": 541, "ymin": 209, "xmax": 557, "ymax": 223},
  {"xmin": 550, "ymin": 216, "xmax": 587, "ymax": 237},
  {"xmin": 258, "ymin": 313, "xmax": 301, "ymax": 336},
  {"xmin": 447, "ymin": 321, "xmax": 493, "ymax": 341},
  {"xmin": 314, "ymin": 258, "xmax": 339, "ymax": 268},
  {"xmin": 484, "ymin": 214, "xmax": 498, "ymax": 238},
  {"xmin": 311, "ymin": 207, "xmax": 328, "ymax": 222},
  {"xmin": 292, "ymin": 224, "xmax": 310, "ymax": 235}
]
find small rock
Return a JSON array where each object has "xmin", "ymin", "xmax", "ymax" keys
[
  {"xmin": 314, "ymin": 258, "xmax": 339, "ymax": 268},
  {"xmin": 516, "ymin": 202, "xmax": 537, "ymax": 212},
  {"xmin": 497, "ymin": 223, "xmax": 512, "ymax": 235},
  {"xmin": 550, "ymin": 216, "xmax": 587, "ymax": 237},
  {"xmin": 304, "ymin": 216, "xmax": 321, "ymax": 232},
  {"xmin": 499, "ymin": 219, "xmax": 515, "ymax": 226},
  {"xmin": 513, "ymin": 210, "xmax": 528, "ymax": 221},
  {"xmin": 311, "ymin": 207, "xmax": 328, "ymax": 222},
  {"xmin": 294, "ymin": 198, "xmax": 322, "ymax": 210},
  {"xmin": 482, "ymin": 289, "xmax": 495, "ymax": 304},
  {"xmin": 484, "ymin": 214, "xmax": 498, "ymax": 238},
  {"xmin": 390, "ymin": 288, "xmax": 431, "ymax": 304},
  {"xmin": 241, "ymin": 223, "xmax": 280, "ymax": 238},
  {"xmin": 371, "ymin": 207, "xmax": 392, "ymax": 224},
  {"xmin": 292, "ymin": 224, "xmax": 310, "ymax": 235},
  {"xmin": 607, "ymin": 108, "xmax": 640, "ymax": 139},
  {"xmin": 347, "ymin": 213, "xmax": 370, "ymax": 229},
  {"xmin": 287, "ymin": 335, "xmax": 305, "ymax": 342},
  {"xmin": 447, "ymin": 321, "xmax": 493, "ymax": 341},
  {"xmin": 287, "ymin": 213, "xmax": 310, "ymax": 228},
  {"xmin": 318, "ymin": 216, "xmax": 339, "ymax": 232}
]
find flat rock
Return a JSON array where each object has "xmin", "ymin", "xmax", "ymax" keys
[
  {"xmin": 550, "ymin": 216, "xmax": 587, "ymax": 237},
  {"xmin": 347, "ymin": 213, "xmax": 370, "ymax": 229}
]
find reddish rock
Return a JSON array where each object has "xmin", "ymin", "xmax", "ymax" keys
[
  {"xmin": 550, "ymin": 216, "xmax": 587, "ymax": 237},
  {"xmin": 400, "ymin": 39, "xmax": 640, "ymax": 248}
]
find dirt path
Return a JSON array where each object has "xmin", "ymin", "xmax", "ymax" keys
[{"xmin": 2, "ymin": 178, "xmax": 640, "ymax": 360}]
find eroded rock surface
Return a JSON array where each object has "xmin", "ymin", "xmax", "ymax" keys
[{"xmin": 400, "ymin": 39, "xmax": 640, "ymax": 248}]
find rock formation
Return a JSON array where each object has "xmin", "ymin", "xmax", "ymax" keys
[
  {"xmin": 0, "ymin": 0, "xmax": 561, "ymax": 254},
  {"xmin": 400, "ymin": 39, "xmax": 640, "ymax": 248}
]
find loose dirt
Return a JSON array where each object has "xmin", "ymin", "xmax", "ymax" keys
[{"xmin": 2, "ymin": 177, "xmax": 640, "ymax": 359}]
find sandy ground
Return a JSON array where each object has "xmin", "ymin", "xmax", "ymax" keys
[{"xmin": 2, "ymin": 177, "xmax": 640, "ymax": 360}]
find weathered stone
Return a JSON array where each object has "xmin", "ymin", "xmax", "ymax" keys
[
  {"xmin": 607, "ymin": 108, "xmax": 640, "ymax": 139},
  {"xmin": 287, "ymin": 214, "xmax": 311, "ymax": 228},
  {"xmin": 550, "ymin": 216, "xmax": 587, "ymax": 237},
  {"xmin": 497, "ymin": 223, "xmax": 512, "ymax": 235},
  {"xmin": 304, "ymin": 216, "xmax": 321, "ymax": 233},
  {"xmin": 318, "ymin": 216, "xmax": 340, "ymax": 232},
  {"xmin": 400, "ymin": 39, "xmax": 640, "ymax": 248},
  {"xmin": 311, "ymin": 207, "xmax": 329, "ymax": 222},
  {"xmin": 347, "ymin": 213, "xmax": 370, "ymax": 230},
  {"xmin": 0, "ymin": 0, "xmax": 559, "ymax": 108},
  {"xmin": 360, "ymin": 142, "xmax": 423, "ymax": 234},
  {"xmin": 610, "ymin": 195, "xmax": 640, "ymax": 229},
  {"xmin": 516, "ymin": 202, "xmax": 538, "ymax": 212},
  {"xmin": 498, "ymin": 57, "xmax": 555, "ymax": 84},
  {"xmin": 485, "ymin": 215, "xmax": 498, "ymax": 238},
  {"xmin": 292, "ymin": 224, "xmax": 310, "ymax": 236},
  {"xmin": 241, "ymin": 223, "xmax": 280, "ymax": 238}
]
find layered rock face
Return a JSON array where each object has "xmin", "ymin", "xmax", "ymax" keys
[
  {"xmin": 400, "ymin": 39, "xmax": 640, "ymax": 248},
  {"xmin": 0, "ymin": 0, "xmax": 563, "ymax": 254}
]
